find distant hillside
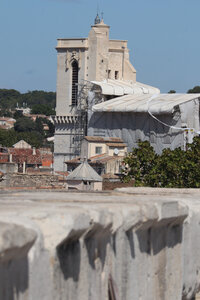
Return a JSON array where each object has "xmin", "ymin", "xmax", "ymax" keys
[{"xmin": 0, "ymin": 89, "xmax": 56, "ymax": 110}]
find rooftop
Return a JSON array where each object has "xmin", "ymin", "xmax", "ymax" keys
[
  {"xmin": 91, "ymin": 79, "xmax": 160, "ymax": 96},
  {"xmin": 92, "ymin": 93, "xmax": 200, "ymax": 114},
  {"xmin": 84, "ymin": 136, "xmax": 124, "ymax": 143},
  {"xmin": 0, "ymin": 148, "xmax": 54, "ymax": 165},
  {"xmin": 66, "ymin": 153, "xmax": 123, "ymax": 165},
  {"xmin": 66, "ymin": 159, "xmax": 102, "ymax": 182}
]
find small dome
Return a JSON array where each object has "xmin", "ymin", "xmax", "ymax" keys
[{"xmin": 94, "ymin": 13, "xmax": 101, "ymax": 25}]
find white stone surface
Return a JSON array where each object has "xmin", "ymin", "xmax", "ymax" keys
[{"xmin": 0, "ymin": 188, "xmax": 200, "ymax": 299}]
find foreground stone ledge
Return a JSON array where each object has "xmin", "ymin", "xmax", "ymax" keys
[
  {"xmin": 0, "ymin": 222, "xmax": 36, "ymax": 263},
  {"xmin": 0, "ymin": 189, "xmax": 200, "ymax": 300}
]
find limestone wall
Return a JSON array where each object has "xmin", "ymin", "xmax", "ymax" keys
[
  {"xmin": 54, "ymin": 123, "xmax": 76, "ymax": 170},
  {"xmin": 0, "ymin": 162, "xmax": 18, "ymax": 174},
  {"xmin": 1, "ymin": 189, "xmax": 200, "ymax": 299},
  {"xmin": 0, "ymin": 173, "xmax": 64, "ymax": 189}
]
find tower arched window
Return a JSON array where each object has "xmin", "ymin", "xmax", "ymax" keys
[{"xmin": 71, "ymin": 60, "xmax": 78, "ymax": 106}]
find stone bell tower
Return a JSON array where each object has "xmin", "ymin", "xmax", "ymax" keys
[{"xmin": 53, "ymin": 15, "xmax": 136, "ymax": 171}]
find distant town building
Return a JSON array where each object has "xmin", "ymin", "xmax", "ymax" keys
[
  {"xmin": 0, "ymin": 147, "xmax": 53, "ymax": 174},
  {"xmin": 0, "ymin": 117, "xmax": 16, "ymax": 129},
  {"xmin": 16, "ymin": 107, "xmax": 31, "ymax": 115},
  {"xmin": 66, "ymin": 154, "xmax": 124, "ymax": 177},
  {"xmin": 66, "ymin": 136, "xmax": 127, "ymax": 175},
  {"xmin": 13, "ymin": 140, "xmax": 32, "ymax": 149},
  {"xmin": 66, "ymin": 159, "xmax": 102, "ymax": 191},
  {"xmin": 81, "ymin": 136, "xmax": 127, "ymax": 158},
  {"xmin": 24, "ymin": 114, "xmax": 50, "ymax": 121}
]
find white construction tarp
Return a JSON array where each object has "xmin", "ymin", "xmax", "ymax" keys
[
  {"xmin": 91, "ymin": 79, "xmax": 160, "ymax": 96},
  {"xmin": 89, "ymin": 94, "xmax": 200, "ymax": 154},
  {"xmin": 92, "ymin": 93, "xmax": 200, "ymax": 115}
]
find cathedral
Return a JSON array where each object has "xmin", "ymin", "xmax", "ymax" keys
[
  {"xmin": 53, "ymin": 15, "xmax": 159, "ymax": 171},
  {"xmin": 53, "ymin": 15, "xmax": 200, "ymax": 172}
]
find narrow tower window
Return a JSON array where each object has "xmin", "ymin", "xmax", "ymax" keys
[
  {"xmin": 71, "ymin": 61, "xmax": 78, "ymax": 106},
  {"xmin": 115, "ymin": 71, "xmax": 119, "ymax": 80}
]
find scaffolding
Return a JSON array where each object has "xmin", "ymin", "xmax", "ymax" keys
[{"xmin": 69, "ymin": 80, "xmax": 103, "ymax": 158}]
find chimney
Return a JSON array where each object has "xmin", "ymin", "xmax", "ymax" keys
[
  {"xmin": 23, "ymin": 161, "xmax": 26, "ymax": 174},
  {"xmin": 9, "ymin": 154, "xmax": 12, "ymax": 163},
  {"xmin": 32, "ymin": 147, "xmax": 36, "ymax": 155}
]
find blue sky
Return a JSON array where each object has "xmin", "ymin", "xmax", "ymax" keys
[{"xmin": 0, "ymin": 0, "xmax": 200, "ymax": 93}]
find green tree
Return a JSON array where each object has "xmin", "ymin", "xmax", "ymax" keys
[
  {"xmin": 18, "ymin": 131, "xmax": 43, "ymax": 148},
  {"xmin": 13, "ymin": 110, "xmax": 23, "ymax": 119},
  {"xmin": 0, "ymin": 129, "xmax": 18, "ymax": 147},
  {"xmin": 14, "ymin": 117, "xmax": 36, "ymax": 132},
  {"xmin": 22, "ymin": 90, "xmax": 56, "ymax": 108},
  {"xmin": 168, "ymin": 90, "xmax": 176, "ymax": 94},
  {"xmin": 0, "ymin": 89, "xmax": 56, "ymax": 111},
  {"xmin": 35, "ymin": 117, "xmax": 44, "ymax": 135},
  {"xmin": 147, "ymin": 147, "xmax": 187, "ymax": 187},
  {"xmin": 45, "ymin": 119, "xmax": 55, "ymax": 137},
  {"xmin": 0, "ymin": 89, "xmax": 21, "ymax": 110},
  {"xmin": 31, "ymin": 104, "xmax": 55, "ymax": 116},
  {"xmin": 122, "ymin": 138, "xmax": 200, "ymax": 188},
  {"xmin": 187, "ymin": 86, "xmax": 200, "ymax": 93},
  {"xmin": 0, "ymin": 109, "xmax": 13, "ymax": 117},
  {"xmin": 123, "ymin": 140, "xmax": 157, "ymax": 186}
]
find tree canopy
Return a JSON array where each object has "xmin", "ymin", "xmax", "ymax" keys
[
  {"xmin": 122, "ymin": 139, "xmax": 200, "ymax": 188},
  {"xmin": 14, "ymin": 117, "xmax": 37, "ymax": 132},
  {"xmin": 187, "ymin": 86, "xmax": 200, "ymax": 93},
  {"xmin": 31, "ymin": 104, "xmax": 55, "ymax": 116},
  {"xmin": 0, "ymin": 89, "xmax": 56, "ymax": 111},
  {"xmin": 0, "ymin": 89, "xmax": 56, "ymax": 148},
  {"xmin": 0, "ymin": 127, "xmax": 44, "ymax": 148}
]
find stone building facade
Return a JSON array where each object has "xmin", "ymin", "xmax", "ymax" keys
[{"xmin": 53, "ymin": 16, "xmax": 137, "ymax": 172}]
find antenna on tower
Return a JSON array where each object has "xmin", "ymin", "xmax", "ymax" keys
[
  {"xmin": 97, "ymin": 2, "xmax": 99, "ymax": 14},
  {"xmin": 94, "ymin": 2, "xmax": 101, "ymax": 25}
]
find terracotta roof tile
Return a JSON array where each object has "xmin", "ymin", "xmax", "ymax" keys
[
  {"xmin": 88, "ymin": 153, "xmax": 107, "ymax": 159},
  {"xmin": 106, "ymin": 143, "xmax": 126, "ymax": 147},
  {"xmin": 5, "ymin": 148, "xmax": 53, "ymax": 165},
  {"xmin": 84, "ymin": 136, "xmax": 123, "ymax": 143},
  {"xmin": 65, "ymin": 157, "xmax": 81, "ymax": 164},
  {"xmin": 102, "ymin": 173, "xmax": 119, "ymax": 179},
  {"xmin": 89, "ymin": 155, "xmax": 123, "ymax": 164}
]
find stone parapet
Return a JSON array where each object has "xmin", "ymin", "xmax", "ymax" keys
[
  {"xmin": 0, "ymin": 188, "xmax": 200, "ymax": 299},
  {"xmin": 51, "ymin": 115, "xmax": 79, "ymax": 124}
]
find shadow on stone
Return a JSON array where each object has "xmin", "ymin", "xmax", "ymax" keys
[
  {"xmin": 0, "ymin": 256, "xmax": 29, "ymax": 300},
  {"xmin": 166, "ymin": 224, "xmax": 182, "ymax": 248},
  {"xmin": 112, "ymin": 233, "xmax": 116, "ymax": 255},
  {"xmin": 56, "ymin": 239, "xmax": 81, "ymax": 282},
  {"xmin": 136, "ymin": 227, "xmax": 151, "ymax": 254},
  {"xmin": 84, "ymin": 223, "xmax": 112, "ymax": 269},
  {"xmin": 136, "ymin": 223, "xmax": 183, "ymax": 256},
  {"xmin": 126, "ymin": 230, "xmax": 135, "ymax": 259}
]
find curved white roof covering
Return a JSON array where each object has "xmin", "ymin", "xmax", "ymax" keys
[
  {"xmin": 91, "ymin": 79, "xmax": 160, "ymax": 96},
  {"xmin": 92, "ymin": 94, "xmax": 200, "ymax": 115}
]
